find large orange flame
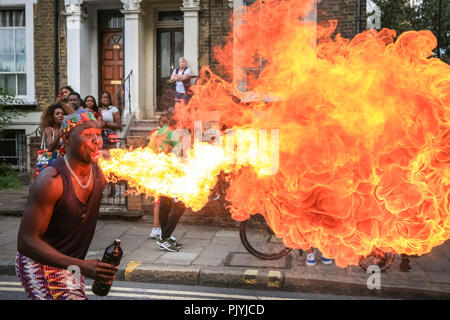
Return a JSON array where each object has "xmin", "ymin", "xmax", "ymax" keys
[
  {"xmin": 174, "ymin": 0, "xmax": 450, "ymax": 267},
  {"xmin": 99, "ymin": 0, "xmax": 449, "ymax": 267}
]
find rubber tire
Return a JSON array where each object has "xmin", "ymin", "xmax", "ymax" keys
[{"xmin": 239, "ymin": 217, "xmax": 292, "ymax": 260}]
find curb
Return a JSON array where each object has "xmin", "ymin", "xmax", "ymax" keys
[
  {"xmin": 0, "ymin": 210, "xmax": 23, "ymax": 217},
  {"xmin": 2, "ymin": 259, "xmax": 450, "ymax": 299},
  {"xmin": 0, "ymin": 209, "xmax": 143, "ymax": 220},
  {"xmin": 118, "ymin": 261, "xmax": 450, "ymax": 299}
]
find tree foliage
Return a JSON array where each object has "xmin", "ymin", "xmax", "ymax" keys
[
  {"xmin": 0, "ymin": 86, "xmax": 24, "ymax": 134},
  {"xmin": 369, "ymin": 0, "xmax": 450, "ymax": 63}
]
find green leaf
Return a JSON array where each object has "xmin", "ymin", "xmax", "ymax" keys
[
  {"xmin": 0, "ymin": 85, "xmax": 26, "ymax": 135},
  {"xmin": 371, "ymin": 0, "xmax": 449, "ymax": 63}
]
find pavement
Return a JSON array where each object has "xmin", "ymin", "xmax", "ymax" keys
[{"xmin": 1, "ymin": 187, "xmax": 450, "ymax": 299}]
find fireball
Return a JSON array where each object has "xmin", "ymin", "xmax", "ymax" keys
[{"xmin": 100, "ymin": 0, "xmax": 450, "ymax": 267}]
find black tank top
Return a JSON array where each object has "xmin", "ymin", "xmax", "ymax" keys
[{"xmin": 42, "ymin": 158, "xmax": 104, "ymax": 259}]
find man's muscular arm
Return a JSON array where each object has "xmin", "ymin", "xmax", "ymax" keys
[
  {"xmin": 17, "ymin": 167, "xmax": 116, "ymax": 283},
  {"xmin": 17, "ymin": 167, "xmax": 81, "ymax": 269}
]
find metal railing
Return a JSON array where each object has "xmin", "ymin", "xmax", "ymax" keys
[
  {"xmin": 101, "ymin": 181, "xmax": 127, "ymax": 206},
  {"xmin": 102, "ymin": 70, "xmax": 133, "ymax": 208},
  {"xmin": 0, "ymin": 129, "xmax": 27, "ymax": 171},
  {"xmin": 124, "ymin": 70, "xmax": 132, "ymax": 115},
  {"xmin": 113, "ymin": 70, "xmax": 133, "ymax": 116}
]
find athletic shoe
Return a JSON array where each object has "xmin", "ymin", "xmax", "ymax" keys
[
  {"xmin": 150, "ymin": 227, "xmax": 162, "ymax": 239},
  {"xmin": 306, "ymin": 252, "xmax": 316, "ymax": 266},
  {"xmin": 320, "ymin": 256, "xmax": 333, "ymax": 265},
  {"xmin": 158, "ymin": 238, "xmax": 179, "ymax": 252},
  {"xmin": 168, "ymin": 238, "xmax": 183, "ymax": 249}
]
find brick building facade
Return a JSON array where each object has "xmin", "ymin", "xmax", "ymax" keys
[
  {"xmin": 2, "ymin": 0, "xmax": 367, "ymax": 177},
  {"xmin": 20, "ymin": 0, "xmax": 368, "ymax": 113},
  {"xmin": 318, "ymin": 0, "xmax": 367, "ymax": 38},
  {"xmin": 34, "ymin": 0, "xmax": 56, "ymax": 110},
  {"xmin": 33, "ymin": 0, "xmax": 67, "ymax": 111},
  {"xmin": 198, "ymin": 0, "xmax": 367, "ymax": 80}
]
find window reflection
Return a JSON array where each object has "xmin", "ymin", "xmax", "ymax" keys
[{"xmin": 0, "ymin": 9, "xmax": 27, "ymax": 96}]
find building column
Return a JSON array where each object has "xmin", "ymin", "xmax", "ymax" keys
[
  {"xmin": 121, "ymin": 0, "xmax": 144, "ymax": 119},
  {"xmin": 63, "ymin": 0, "xmax": 87, "ymax": 95},
  {"xmin": 181, "ymin": 0, "xmax": 200, "ymax": 79}
]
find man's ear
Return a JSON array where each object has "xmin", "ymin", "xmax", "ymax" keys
[{"xmin": 62, "ymin": 132, "xmax": 70, "ymax": 146}]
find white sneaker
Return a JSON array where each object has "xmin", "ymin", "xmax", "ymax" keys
[
  {"xmin": 150, "ymin": 227, "xmax": 161, "ymax": 239},
  {"xmin": 320, "ymin": 256, "xmax": 333, "ymax": 265},
  {"xmin": 158, "ymin": 238, "xmax": 179, "ymax": 252},
  {"xmin": 306, "ymin": 252, "xmax": 316, "ymax": 266}
]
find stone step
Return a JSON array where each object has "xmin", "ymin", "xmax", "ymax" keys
[
  {"xmin": 133, "ymin": 121, "xmax": 159, "ymax": 127},
  {"xmin": 130, "ymin": 128, "xmax": 156, "ymax": 137},
  {"xmin": 128, "ymin": 118, "xmax": 159, "ymax": 137},
  {"xmin": 131, "ymin": 126, "xmax": 158, "ymax": 131},
  {"xmin": 134, "ymin": 119, "xmax": 159, "ymax": 124}
]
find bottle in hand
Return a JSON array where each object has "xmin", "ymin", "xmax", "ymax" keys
[{"xmin": 92, "ymin": 239, "xmax": 123, "ymax": 296}]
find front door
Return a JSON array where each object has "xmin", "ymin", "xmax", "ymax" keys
[
  {"xmin": 100, "ymin": 31, "xmax": 123, "ymax": 109},
  {"xmin": 156, "ymin": 28, "xmax": 184, "ymax": 111}
]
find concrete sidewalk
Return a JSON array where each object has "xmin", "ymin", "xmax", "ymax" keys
[{"xmin": 0, "ymin": 189, "xmax": 449, "ymax": 299}]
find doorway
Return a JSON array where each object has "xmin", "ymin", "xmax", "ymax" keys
[
  {"xmin": 98, "ymin": 10, "xmax": 124, "ymax": 111},
  {"xmin": 156, "ymin": 28, "xmax": 184, "ymax": 111}
]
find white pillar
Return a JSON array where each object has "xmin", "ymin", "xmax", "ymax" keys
[
  {"xmin": 305, "ymin": 0, "xmax": 317, "ymax": 23},
  {"xmin": 232, "ymin": 0, "xmax": 247, "ymax": 92},
  {"xmin": 121, "ymin": 0, "xmax": 144, "ymax": 119},
  {"xmin": 181, "ymin": 0, "xmax": 200, "ymax": 79},
  {"xmin": 63, "ymin": 0, "xmax": 87, "ymax": 95}
]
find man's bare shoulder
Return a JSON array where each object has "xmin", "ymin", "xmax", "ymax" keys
[{"xmin": 31, "ymin": 166, "xmax": 63, "ymax": 202}]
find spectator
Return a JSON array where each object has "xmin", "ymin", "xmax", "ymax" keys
[
  {"xmin": 99, "ymin": 91, "xmax": 121, "ymax": 198},
  {"xmin": 170, "ymin": 57, "xmax": 192, "ymax": 105},
  {"xmin": 148, "ymin": 114, "xmax": 169, "ymax": 240},
  {"xmin": 83, "ymin": 95, "xmax": 104, "ymax": 128},
  {"xmin": 68, "ymin": 92, "xmax": 82, "ymax": 110},
  {"xmin": 148, "ymin": 114, "xmax": 169, "ymax": 153},
  {"xmin": 39, "ymin": 102, "xmax": 74, "ymax": 157},
  {"xmin": 150, "ymin": 114, "xmax": 185, "ymax": 252},
  {"xmin": 99, "ymin": 91, "xmax": 122, "ymax": 149},
  {"xmin": 149, "ymin": 114, "xmax": 180, "ymax": 155},
  {"xmin": 55, "ymin": 85, "xmax": 74, "ymax": 104}
]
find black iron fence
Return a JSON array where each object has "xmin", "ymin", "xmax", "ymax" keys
[
  {"xmin": 101, "ymin": 181, "xmax": 127, "ymax": 206},
  {"xmin": 0, "ymin": 129, "xmax": 26, "ymax": 171}
]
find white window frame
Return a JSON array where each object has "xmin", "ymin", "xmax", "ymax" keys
[{"xmin": 0, "ymin": 0, "xmax": 36, "ymax": 104}]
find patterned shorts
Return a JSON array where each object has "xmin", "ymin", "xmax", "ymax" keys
[{"xmin": 15, "ymin": 252, "xmax": 87, "ymax": 300}]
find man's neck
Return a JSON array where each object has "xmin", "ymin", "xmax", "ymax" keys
[{"xmin": 66, "ymin": 154, "xmax": 92, "ymax": 176}]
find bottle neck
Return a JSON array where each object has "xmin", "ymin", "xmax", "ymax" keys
[{"xmin": 113, "ymin": 240, "xmax": 121, "ymax": 253}]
